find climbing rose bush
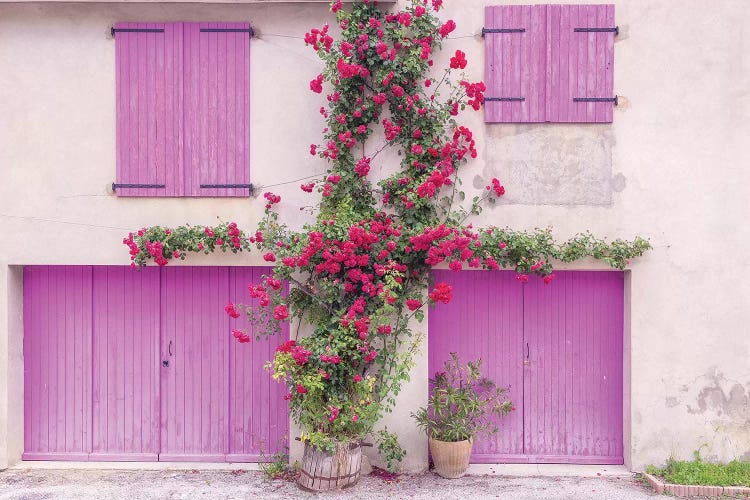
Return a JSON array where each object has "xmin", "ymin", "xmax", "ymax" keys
[{"xmin": 124, "ymin": 0, "xmax": 649, "ymax": 466}]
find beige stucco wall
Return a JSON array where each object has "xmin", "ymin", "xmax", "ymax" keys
[{"xmin": 1, "ymin": 0, "xmax": 749, "ymax": 471}]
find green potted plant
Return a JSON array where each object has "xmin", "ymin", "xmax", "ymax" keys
[{"xmin": 413, "ymin": 353, "xmax": 513, "ymax": 478}]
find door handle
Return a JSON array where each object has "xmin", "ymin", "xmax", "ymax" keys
[
  {"xmin": 163, "ymin": 341, "xmax": 173, "ymax": 368},
  {"xmin": 524, "ymin": 342, "xmax": 530, "ymax": 366}
]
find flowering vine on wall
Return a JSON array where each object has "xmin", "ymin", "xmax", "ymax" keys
[{"xmin": 124, "ymin": 0, "xmax": 649, "ymax": 468}]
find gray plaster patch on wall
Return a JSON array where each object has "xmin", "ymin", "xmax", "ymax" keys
[{"xmin": 483, "ymin": 124, "xmax": 618, "ymax": 206}]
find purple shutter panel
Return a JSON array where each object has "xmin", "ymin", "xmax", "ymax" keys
[
  {"xmin": 184, "ymin": 23, "xmax": 251, "ymax": 197},
  {"xmin": 484, "ymin": 5, "xmax": 547, "ymax": 123},
  {"xmin": 90, "ymin": 266, "xmax": 160, "ymax": 461},
  {"xmin": 23, "ymin": 266, "xmax": 92, "ymax": 461},
  {"xmin": 428, "ymin": 270, "xmax": 525, "ymax": 461},
  {"xmin": 549, "ymin": 5, "xmax": 615, "ymax": 123},
  {"xmin": 227, "ymin": 267, "xmax": 289, "ymax": 461},
  {"xmin": 115, "ymin": 23, "xmax": 183, "ymax": 196}
]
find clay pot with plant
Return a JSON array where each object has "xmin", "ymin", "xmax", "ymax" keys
[{"xmin": 413, "ymin": 353, "xmax": 513, "ymax": 478}]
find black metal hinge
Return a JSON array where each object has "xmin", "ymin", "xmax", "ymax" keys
[
  {"xmin": 111, "ymin": 27, "xmax": 165, "ymax": 37},
  {"xmin": 200, "ymin": 27, "xmax": 254, "ymax": 38},
  {"xmin": 574, "ymin": 27, "xmax": 619, "ymax": 35},
  {"xmin": 482, "ymin": 28, "xmax": 526, "ymax": 36},
  {"xmin": 200, "ymin": 183, "xmax": 254, "ymax": 195},
  {"xmin": 485, "ymin": 97, "xmax": 526, "ymax": 102},
  {"xmin": 112, "ymin": 183, "xmax": 166, "ymax": 191},
  {"xmin": 574, "ymin": 96, "xmax": 619, "ymax": 105}
]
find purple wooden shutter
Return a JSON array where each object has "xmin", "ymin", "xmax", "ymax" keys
[
  {"xmin": 90, "ymin": 266, "xmax": 160, "ymax": 461},
  {"xmin": 23, "ymin": 266, "xmax": 92, "ymax": 460},
  {"xmin": 548, "ymin": 5, "xmax": 615, "ymax": 122},
  {"xmin": 486, "ymin": 4, "xmax": 615, "ymax": 123},
  {"xmin": 484, "ymin": 5, "xmax": 547, "ymax": 123},
  {"xmin": 184, "ymin": 23, "xmax": 251, "ymax": 197},
  {"xmin": 115, "ymin": 23, "xmax": 183, "ymax": 196},
  {"xmin": 227, "ymin": 267, "xmax": 289, "ymax": 461}
]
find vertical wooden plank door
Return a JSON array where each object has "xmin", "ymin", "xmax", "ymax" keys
[
  {"xmin": 227, "ymin": 267, "xmax": 289, "ymax": 461},
  {"xmin": 523, "ymin": 271, "xmax": 623, "ymax": 464},
  {"xmin": 428, "ymin": 270, "xmax": 624, "ymax": 464},
  {"xmin": 428, "ymin": 270, "xmax": 525, "ymax": 461},
  {"xmin": 23, "ymin": 266, "xmax": 92, "ymax": 461},
  {"xmin": 160, "ymin": 267, "xmax": 230, "ymax": 461},
  {"xmin": 23, "ymin": 265, "xmax": 288, "ymax": 462},
  {"xmin": 90, "ymin": 266, "xmax": 161, "ymax": 461}
]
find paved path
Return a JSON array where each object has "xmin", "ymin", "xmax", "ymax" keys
[{"xmin": 0, "ymin": 468, "xmax": 658, "ymax": 500}]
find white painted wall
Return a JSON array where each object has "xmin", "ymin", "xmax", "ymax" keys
[{"xmin": 1, "ymin": 0, "xmax": 748, "ymax": 471}]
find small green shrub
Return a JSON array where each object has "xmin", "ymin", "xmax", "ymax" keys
[
  {"xmin": 259, "ymin": 444, "xmax": 292, "ymax": 481},
  {"xmin": 647, "ymin": 452, "xmax": 750, "ymax": 487},
  {"xmin": 374, "ymin": 428, "xmax": 406, "ymax": 473}
]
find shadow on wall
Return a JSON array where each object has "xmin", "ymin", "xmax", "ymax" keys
[{"xmin": 480, "ymin": 124, "xmax": 626, "ymax": 206}]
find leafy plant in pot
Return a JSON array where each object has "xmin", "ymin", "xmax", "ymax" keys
[{"xmin": 413, "ymin": 353, "xmax": 513, "ymax": 478}]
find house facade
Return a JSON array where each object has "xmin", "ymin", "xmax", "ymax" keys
[{"xmin": 1, "ymin": 0, "xmax": 748, "ymax": 473}]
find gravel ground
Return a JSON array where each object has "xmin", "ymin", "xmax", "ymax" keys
[{"xmin": 0, "ymin": 468, "xmax": 658, "ymax": 500}]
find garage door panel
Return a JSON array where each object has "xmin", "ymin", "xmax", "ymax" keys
[
  {"xmin": 24, "ymin": 265, "xmax": 288, "ymax": 463},
  {"xmin": 524, "ymin": 271, "xmax": 623, "ymax": 464},
  {"xmin": 568, "ymin": 271, "xmax": 623, "ymax": 461},
  {"xmin": 91, "ymin": 266, "xmax": 160, "ymax": 460},
  {"xmin": 160, "ymin": 266, "xmax": 229, "ymax": 459},
  {"xmin": 228, "ymin": 267, "xmax": 289, "ymax": 461},
  {"xmin": 23, "ymin": 266, "xmax": 92, "ymax": 460},
  {"xmin": 429, "ymin": 270, "xmax": 624, "ymax": 465},
  {"xmin": 523, "ymin": 272, "xmax": 570, "ymax": 458},
  {"xmin": 428, "ymin": 270, "xmax": 525, "ymax": 460}
]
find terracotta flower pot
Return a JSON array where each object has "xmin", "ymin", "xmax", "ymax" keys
[{"xmin": 429, "ymin": 436, "xmax": 473, "ymax": 478}]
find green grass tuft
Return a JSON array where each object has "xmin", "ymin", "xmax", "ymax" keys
[{"xmin": 647, "ymin": 453, "xmax": 750, "ymax": 487}]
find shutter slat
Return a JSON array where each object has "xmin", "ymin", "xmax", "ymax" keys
[
  {"xmin": 509, "ymin": 6, "xmax": 521, "ymax": 122},
  {"xmin": 519, "ymin": 4, "xmax": 530, "ymax": 122},
  {"xmin": 155, "ymin": 24, "xmax": 166, "ymax": 194},
  {"xmin": 501, "ymin": 6, "xmax": 513, "ymax": 120},
  {"xmin": 184, "ymin": 22, "xmax": 250, "ymax": 197},
  {"xmin": 483, "ymin": 7, "xmax": 495, "ymax": 122},
  {"xmin": 586, "ymin": 6, "xmax": 597, "ymax": 122},
  {"xmin": 531, "ymin": 4, "xmax": 546, "ymax": 122},
  {"xmin": 547, "ymin": 4, "xmax": 560, "ymax": 122},
  {"xmin": 559, "ymin": 5, "xmax": 571, "ymax": 121},
  {"xmin": 573, "ymin": 5, "xmax": 588, "ymax": 122},
  {"xmin": 595, "ymin": 7, "xmax": 606, "ymax": 122},
  {"xmin": 184, "ymin": 22, "xmax": 198, "ymax": 197},
  {"xmin": 603, "ymin": 5, "xmax": 615, "ymax": 122}
]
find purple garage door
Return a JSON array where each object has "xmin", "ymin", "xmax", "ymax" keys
[
  {"xmin": 429, "ymin": 270, "xmax": 624, "ymax": 464},
  {"xmin": 23, "ymin": 266, "xmax": 288, "ymax": 462}
]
